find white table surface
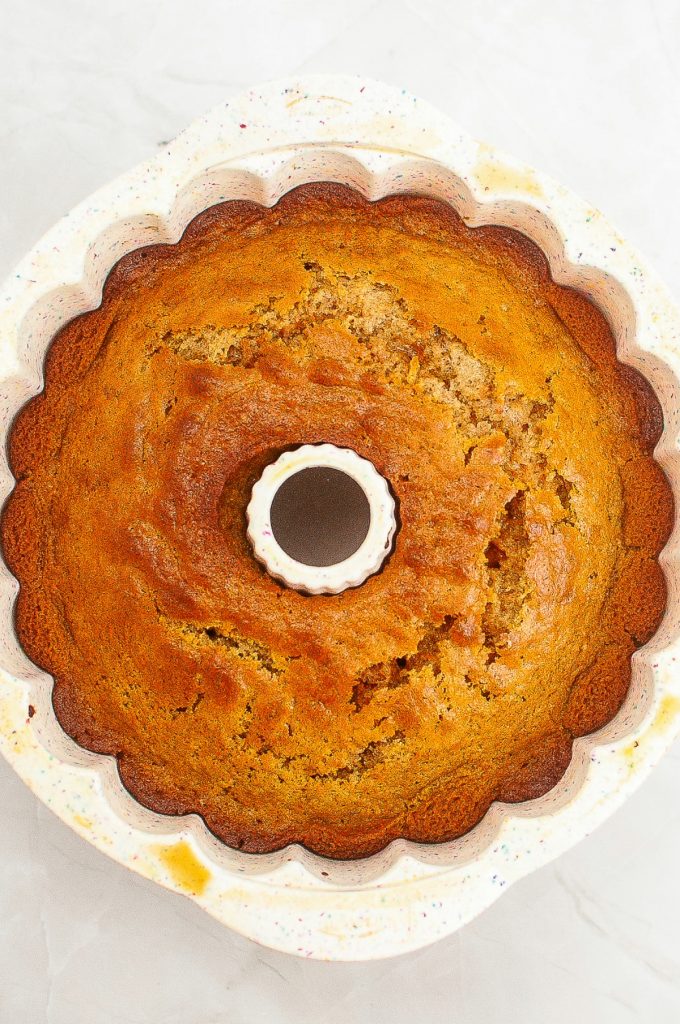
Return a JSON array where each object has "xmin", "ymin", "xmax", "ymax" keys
[{"xmin": 2, "ymin": 1, "xmax": 679, "ymax": 1020}]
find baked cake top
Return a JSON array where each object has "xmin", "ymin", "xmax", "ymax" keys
[{"xmin": 2, "ymin": 183, "xmax": 671, "ymax": 858}]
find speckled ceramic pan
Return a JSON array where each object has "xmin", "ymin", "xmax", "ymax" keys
[{"xmin": 1, "ymin": 75, "xmax": 679, "ymax": 961}]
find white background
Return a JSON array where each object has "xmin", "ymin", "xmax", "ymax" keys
[{"xmin": 1, "ymin": 1, "xmax": 679, "ymax": 1021}]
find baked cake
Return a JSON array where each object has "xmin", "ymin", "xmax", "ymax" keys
[{"xmin": 2, "ymin": 183, "xmax": 672, "ymax": 858}]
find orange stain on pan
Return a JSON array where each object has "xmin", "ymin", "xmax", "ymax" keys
[
  {"xmin": 474, "ymin": 150, "xmax": 543, "ymax": 197},
  {"xmin": 622, "ymin": 693, "xmax": 680, "ymax": 767},
  {"xmin": 154, "ymin": 841, "xmax": 212, "ymax": 896}
]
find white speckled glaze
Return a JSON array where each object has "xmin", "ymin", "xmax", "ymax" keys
[
  {"xmin": 246, "ymin": 443, "xmax": 397, "ymax": 595},
  {"xmin": 1, "ymin": 76, "xmax": 679, "ymax": 961}
]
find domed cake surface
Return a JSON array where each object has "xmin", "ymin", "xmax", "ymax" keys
[{"xmin": 2, "ymin": 183, "xmax": 671, "ymax": 858}]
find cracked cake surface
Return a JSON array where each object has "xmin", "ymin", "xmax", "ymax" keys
[{"xmin": 1, "ymin": 182, "xmax": 672, "ymax": 858}]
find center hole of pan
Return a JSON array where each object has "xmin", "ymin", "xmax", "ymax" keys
[{"xmin": 269, "ymin": 467, "xmax": 371, "ymax": 567}]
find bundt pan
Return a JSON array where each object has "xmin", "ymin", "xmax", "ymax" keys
[{"xmin": 1, "ymin": 76, "xmax": 679, "ymax": 961}]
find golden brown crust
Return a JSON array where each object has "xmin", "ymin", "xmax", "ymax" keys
[{"xmin": 1, "ymin": 182, "xmax": 672, "ymax": 858}]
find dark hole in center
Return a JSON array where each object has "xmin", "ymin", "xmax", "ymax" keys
[{"xmin": 269, "ymin": 467, "xmax": 371, "ymax": 567}]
